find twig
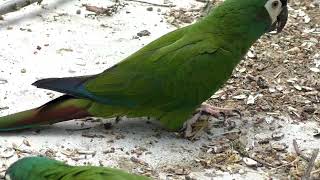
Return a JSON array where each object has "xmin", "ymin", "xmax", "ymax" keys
[
  {"xmin": 65, "ymin": 127, "xmax": 91, "ymax": 132},
  {"xmin": 248, "ymin": 155, "xmax": 276, "ymax": 168},
  {"xmin": 83, "ymin": 4, "xmax": 112, "ymax": 16},
  {"xmin": 293, "ymin": 139, "xmax": 310, "ymax": 161},
  {"xmin": 13, "ymin": 147, "xmax": 32, "ymax": 154},
  {"xmin": 311, "ymin": 168, "xmax": 320, "ymax": 175},
  {"xmin": 270, "ymin": 157, "xmax": 299, "ymax": 171},
  {"xmin": 231, "ymin": 139, "xmax": 275, "ymax": 168},
  {"xmin": 210, "ymin": 129, "xmax": 241, "ymax": 138},
  {"xmin": 125, "ymin": 0, "xmax": 175, "ymax": 7},
  {"xmin": 0, "ymin": 0, "xmax": 42, "ymax": 17},
  {"xmin": 302, "ymin": 148, "xmax": 319, "ymax": 180}
]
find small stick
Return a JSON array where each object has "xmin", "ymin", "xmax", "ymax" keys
[
  {"xmin": 302, "ymin": 148, "xmax": 319, "ymax": 180},
  {"xmin": 0, "ymin": 0, "xmax": 42, "ymax": 16},
  {"xmin": 311, "ymin": 168, "xmax": 320, "ymax": 175},
  {"xmin": 248, "ymin": 155, "xmax": 276, "ymax": 168},
  {"xmin": 293, "ymin": 139, "xmax": 310, "ymax": 161},
  {"xmin": 65, "ymin": 127, "xmax": 91, "ymax": 131},
  {"xmin": 270, "ymin": 157, "xmax": 299, "ymax": 171},
  {"xmin": 13, "ymin": 147, "xmax": 32, "ymax": 154},
  {"xmin": 125, "ymin": 0, "xmax": 175, "ymax": 7},
  {"xmin": 231, "ymin": 139, "xmax": 275, "ymax": 168}
]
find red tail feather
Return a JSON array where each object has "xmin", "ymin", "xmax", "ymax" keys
[{"xmin": 0, "ymin": 95, "xmax": 92, "ymax": 131}]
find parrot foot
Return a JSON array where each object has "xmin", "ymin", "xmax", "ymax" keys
[{"xmin": 182, "ymin": 103, "xmax": 241, "ymax": 139}]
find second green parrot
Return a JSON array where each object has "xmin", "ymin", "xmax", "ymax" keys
[
  {"xmin": 0, "ymin": 0, "xmax": 288, "ymax": 137},
  {"xmin": 5, "ymin": 156, "xmax": 150, "ymax": 180}
]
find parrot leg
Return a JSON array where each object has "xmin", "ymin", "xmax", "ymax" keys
[
  {"xmin": 181, "ymin": 111, "xmax": 209, "ymax": 139},
  {"xmin": 103, "ymin": 116, "xmax": 122, "ymax": 129},
  {"xmin": 182, "ymin": 103, "xmax": 241, "ymax": 138},
  {"xmin": 115, "ymin": 116, "xmax": 121, "ymax": 123}
]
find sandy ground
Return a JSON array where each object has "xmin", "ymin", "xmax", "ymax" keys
[{"xmin": 0, "ymin": 0, "xmax": 319, "ymax": 179}]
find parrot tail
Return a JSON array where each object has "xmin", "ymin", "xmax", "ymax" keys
[{"xmin": 0, "ymin": 95, "xmax": 93, "ymax": 132}]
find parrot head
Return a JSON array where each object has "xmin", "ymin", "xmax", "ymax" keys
[
  {"xmin": 205, "ymin": 0, "xmax": 289, "ymax": 36},
  {"xmin": 264, "ymin": 0, "xmax": 288, "ymax": 33},
  {"xmin": 5, "ymin": 156, "xmax": 60, "ymax": 180}
]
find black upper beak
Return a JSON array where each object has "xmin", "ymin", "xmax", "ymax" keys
[{"xmin": 269, "ymin": 0, "xmax": 288, "ymax": 33}]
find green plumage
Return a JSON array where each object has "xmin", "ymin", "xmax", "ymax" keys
[
  {"xmin": 0, "ymin": 0, "xmax": 288, "ymax": 132},
  {"xmin": 5, "ymin": 157, "xmax": 150, "ymax": 180}
]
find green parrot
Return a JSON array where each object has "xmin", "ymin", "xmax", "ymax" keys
[
  {"xmin": 5, "ymin": 156, "xmax": 150, "ymax": 180},
  {"xmin": 0, "ymin": 0, "xmax": 288, "ymax": 137}
]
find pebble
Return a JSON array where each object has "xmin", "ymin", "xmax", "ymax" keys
[
  {"xmin": 276, "ymin": 85, "xmax": 284, "ymax": 91},
  {"xmin": 247, "ymin": 51, "xmax": 255, "ymax": 58},
  {"xmin": 286, "ymin": 47, "xmax": 300, "ymax": 54},
  {"xmin": 166, "ymin": 16, "xmax": 175, "ymax": 23},
  {"xmin": 77, "ymin": 150, "xmax": 96, "ymax": 155},
  {"xmin": 271, "ymin": 142, "xmax": 287, "ymax": 151},
  {"xmin": 0, "ymin": 78, "xmax": 8, "ymax": 84},
  {"xmin": 238, "ymin": 169, "xmax": 245, "ymax": 174},
  {"xmin": 0, "ymin": 148, "xmax": 15, "ymax": 158},
  {"xmin": 243, "ymin": 157, "xmax": 258, "ymax": 166},
  {"xmin": 304, "ymin": 15, "xmax": 311, "ymax": 23},
  {"xmin": 146, "ymin": 7, "xmax": 153, "ymax": 11},
  {"xmin": 233, "ymin": 94, "xmax": 247, "ymax": 100},
  {"xmin": 255, "ymin": 133, "xmax": 271, "ymax": 144},
  {"xmin": 185, "ymin": 175, "xmax": 197, "ymax": 180},
  {"xmin": 303, "ymin": 106, "xmax": 316, "ymax": 114},
  {"xmin": 238, "ymin": 67, "xmax": 246, "ymax": 73},
  {"xmin": 257, "ymin": 76, "xmax": 268, "ymax": 88},
  {"xmin": 269, "ymin": 87, "xmax": 276, "ymax": 93},
  {"xmin": 130, "ymin": 156, "xmax": 148, "ymax": 166},
  {"xmin": 272, "ymin": 132, "xmax": 285, "ymax": 140},
  {"xmin": 137, "ymin": 30, "xmax": 151, "ymax": 37},
  {"xmin": 212, "ymin": 144, "xmax": 229, "ymax": 153},
  {"xmin": 313, "ymin": 131, "xmax": 320, "ymax": 138},
  {"xmin": 293, "ymin": 84, "xmax": 302, "ymax": 91},
  {"xmin": 265, "ymin": 116, "xmax": 274, "ymax": 124},
  {"xmin": 310, "ymin": 67, "xmax": 320, "ymax": 73},
  {"xmin": 0, "ymin": 106, "xmax": 9, "ymax": 110},
  {"xmin": 68, "ymin": 69, "xmax": 76, "ymax": 73},
  {"xmin": 23, "ymin": 139, "xmax": 31, "ymax": 147},
  {"xmin": 246, "ymin": 95, "xmax": 255, "ymax": 105}
]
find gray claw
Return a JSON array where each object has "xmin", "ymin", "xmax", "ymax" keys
[{"xmin": 115, "ymin": 116, "xmax": 121, "ymax": 123}]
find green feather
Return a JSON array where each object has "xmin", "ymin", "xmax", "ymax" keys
[
  {"xmin": 6, "ymin": 157, "xmax": 150, "ymax": 180},
  {"xmin": 0, "ymin": 0, "xmax": 283, "ymax": 132}
]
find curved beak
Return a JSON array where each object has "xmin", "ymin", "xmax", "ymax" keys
[{"xmin": 269, "ymin": 0, "xmax": 288, "ymax": 33}]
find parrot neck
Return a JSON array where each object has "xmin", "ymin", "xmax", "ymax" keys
[{"xmin": 199, "ymin": 4, "xmax": 271, "ymax": 57}]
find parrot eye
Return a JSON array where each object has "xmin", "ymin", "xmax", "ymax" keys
[{"xmin": 272, "ymin": 1, "xmax": 279, "ymax": 8}]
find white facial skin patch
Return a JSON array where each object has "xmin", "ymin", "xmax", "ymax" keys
[{"xmin": 265, "ymin": 0, "xmax": 283, "ymax": 23}]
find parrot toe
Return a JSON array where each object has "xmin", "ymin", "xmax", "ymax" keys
[
  {"xmin": 181, "ymin": 103, "xmax": 241, "ymax": 139},
  {"xmin": 180, "ymin": 111, "xmax": 210, "ymax": 140},
  {"xmin": 197, "ymin": 103, "xmax": 242, "ymax": 119}
]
